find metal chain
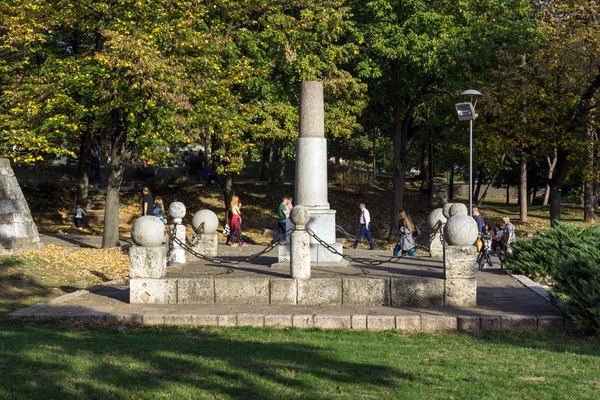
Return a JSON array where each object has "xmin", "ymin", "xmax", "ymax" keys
[
  {"xmin": 305, "ymin": 227, "xmax": 397, "ymax": 265},
  {"xmin": 167, "ymin": 220, "xmax": 446, "ymax": 267},
  {"xmin": 167, "ymin": 223, "xmax": 292, "ymax": 266}
]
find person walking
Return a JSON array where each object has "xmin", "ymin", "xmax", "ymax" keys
[
  {"xmin": 502, "ymin": 216, "xmax": 516, "ymax": 254},
  {"xmin": 472, "ymin": 207, "xmax": 485, "ymax": 236},
  {"xmin": 153, "ymin": 196, "xmax": 166, "ymax": 223},
  {"xmin": 393, "ymin": 210, "xmax": 416, "ymax": 257},
  {"xmin": 141, "ymin": 187, "xmax": 153, "ymax": 216},
  {"xmin": 351, "ymin": 202, "xmax": 375, "ymax": 250},
  {"xmin": 229, "ymin": 195, "xmax": 247, "ymax": 247},
  {"xmin": 74, "ymin": 203, "xmax": 87, "ymax": 230},
  {"xmin": 270, "ymin": 196, "xmax": 290, "ymax": 245}
]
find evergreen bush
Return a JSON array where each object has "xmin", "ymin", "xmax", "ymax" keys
[
  {"xmin": 506, "ymin": 222, "xmax": 600, "ymax": 334},
  {"xmin": 505, "ymin": 222, "xmax": 600, "ymax": 277},
  {"xmin": 552, "ymin": 249, "xmax": 600, "ymax": 334}
]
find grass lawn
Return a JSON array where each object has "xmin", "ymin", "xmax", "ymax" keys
[{"xmin": 0, "ymin": 320, "xmax": 599, "ymax": 399}]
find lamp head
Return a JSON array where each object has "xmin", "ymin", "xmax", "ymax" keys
[{"xmin": 455, "ymin": 102, "xmax": 478, "ymax": 121}]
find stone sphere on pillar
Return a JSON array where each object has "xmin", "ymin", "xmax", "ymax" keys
[
  {"xmin": 168, "ymin": 202, "xmax": 186, "ymax": 222},
  {"xmin": 443, "ymin": 214, "xmax": 478, "ymax": 246},
  {"xmin": 131, "ymin": 216, "xmax": 165, "ymax": 247},
  {"xmin": 191, "ymin": 210, "xmax": 219, "ymax": 234},
  {"xmin": 449, "ymin": 203, "xmax": 468, "ymax": 217},
  {"xmin": 442, "ymin": 203, "xmax": 453, "ymax": 218},
  {"xmin": 290, "ymin": 206, "xmax": 310, "ymax": 227},
  {"xmin": 426, "ymin": 208, "xmax": 447, "ymax": 229}
]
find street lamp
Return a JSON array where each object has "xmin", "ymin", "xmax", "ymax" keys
[{"xmin": 455, "ymin": 89, "xmax": 482, "ymax": 216}]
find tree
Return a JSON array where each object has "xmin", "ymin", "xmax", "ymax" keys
[{"xmin": 350, "ymin": 0, "xmax": 538, "ymax": 235}]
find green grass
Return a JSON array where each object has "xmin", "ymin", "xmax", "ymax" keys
[{"xmin": 0, "ymin": 321, "xmax": 599, "ymax": 399}]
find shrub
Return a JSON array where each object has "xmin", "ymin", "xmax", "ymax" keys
[
  {"xmin": 552, "ymin": 249, "xmax": 600, "ymax": 334},
  {"xmin": 505, "ymin": 222, "xmax": 600, "ymax": 277},
  {"xmin": 334, "ymin": 167, "xmax": 372, "ymax": 194},
  {"xmin": 506, "ymin": 222, "xmax": 600, "ymax": 334}
]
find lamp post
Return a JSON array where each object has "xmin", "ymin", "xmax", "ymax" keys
[{"xmin": 455, "ymin": 89, "xmax": 482, "ymax": 216}]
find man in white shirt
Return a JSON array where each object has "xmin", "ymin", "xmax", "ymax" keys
[{"xmin": 351, "ymin": 202, "xmax": 375, "ymax": 250}]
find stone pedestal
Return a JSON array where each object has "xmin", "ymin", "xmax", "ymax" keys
[
  {"xmin": 443, "ymin": 245, "xmax": 477, "ymax": 307},
  {"xmin": 129, "ymin": 246, "xmax": 167, "ymax": 278},
  {"xmin": 191, "ymin": 233, "xmax": 218, "ymax": 257},
  {"xmin": 0, "ymin": 159, "xmax": 42, "ymax": 254},
  {"xmin": 168, "ymin": 223, "xmax": 187, "ymax": 266},
  {"xmin": 290, "ymin": 206, "xmax": 311, "ymax": 279}
]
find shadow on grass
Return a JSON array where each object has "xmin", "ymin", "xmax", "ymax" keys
[
  {"xmin": 0, "ymin": 258, "xmax": 53, "ymax": 315},
  {"xmin": 0, "ymin": 321, "xmax": 416, "ymax": 399}
]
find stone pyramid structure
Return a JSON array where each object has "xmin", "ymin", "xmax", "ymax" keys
[{"xmin": 0, "ymin": 158, "xmax": 42, "ymax": 254}]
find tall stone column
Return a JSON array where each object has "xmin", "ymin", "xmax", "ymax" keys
[{"xmin": 278, "ymin": 81, "xmax": 344, "ymax": 264}]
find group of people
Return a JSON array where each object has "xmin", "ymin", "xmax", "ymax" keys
[
  {"xmin": 473, "ymin": 207, "xmax": 516, "ymax": 253},
  {"xmin": 141, "ymin": 187, "xmax": 166, "ymax": 223},
  {"xmin": 223, "ymin": 194, "xmax": 293, "ymax": 247}
]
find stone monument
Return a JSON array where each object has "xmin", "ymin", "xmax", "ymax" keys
[
  {"xmin": 191, "ymin": 209, "xmax": 219, "ymax": 257},
  {"xmin": 168, "ymin": 202, "xmax": 187, "ymax": 266},
  {"xmin": 0, "ymin": 159, "xmax": 42, "ymax": 254},
  {"xmin": 278, "ymin": 81, "xmax": 344, "ymax": 264},
  {"xmin": 443, "ymin": 214, "xmax": 478, "ymax": 307}
]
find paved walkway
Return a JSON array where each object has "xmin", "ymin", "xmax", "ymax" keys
[{"xmin": 15, "ymin": 233, "xmax": 567, "ymax": 332}]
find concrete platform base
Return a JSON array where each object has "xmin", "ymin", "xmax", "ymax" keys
[{"xmin": 7, "ymin": 278, "xmax": 571, "ymax": 333}]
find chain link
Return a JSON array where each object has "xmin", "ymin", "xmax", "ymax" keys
[
  {"xmin": 167, "ymin": 220, "xmax": 446, "ymax": 267},
  {"xmin": 167, "ymin": 223, "xmax": 293, "ymax": 266}
]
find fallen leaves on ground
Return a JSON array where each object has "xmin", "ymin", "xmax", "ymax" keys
[{"xmin": 6, "ymin": 244, "xmax": 129, "ymax": 288}]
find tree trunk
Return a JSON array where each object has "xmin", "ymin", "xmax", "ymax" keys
[
  {"xmin": 270, "ymin": 144, "xmax": 286, "ymax": 184},
  {"xmin": 220, "ymin": 172, "xmax": 234, "ymax": 221},
  {"xmin": 420, "ymin": 142, "xmax": 430, "ymax": 192},
  {"xmin": 77, "ymin": 130, "xmax": 92, "ymax": 210},
  {"xmin": 260, "ymin": 142, "xmax": 271, "ymax": 181},
  {"xmin": 448, "ymin": 166, "xmax": 454, "ymax": 200},
  {"xmin": 473, "ymin": 166, "xmax": 484, "ymax": 204},
  {"xmin": 584, "ymin": 125, "xmax": 596, "ymax": 223},
  {"xmin": 428, "ymin": 143, "xmax": 434, "ymax": 201},
  {"xmin": 543, "ymin": 148, "xmax": 558, "ymax": 206},
  {"xmin": 519, "ymin": 151, "xmax": 528, "ymax": 222},
  {"xmin": 102, "ymin": 110, "xmax": 129, "ymax": 248},
  {"xmin": 390, "ymin": 95, "xmax": 411, "ymax": 240},
  {"xmin": 506, "ymin": 185, "xmax": 510, "ymax": 205},
  {"xmin": 478, "ymin": 153, "xmax": 506, "ymax": 206},
  {"xmin": 549, "ymin": 148, "xmax": 568, "ymax": 225}
]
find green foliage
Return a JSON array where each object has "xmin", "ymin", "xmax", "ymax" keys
[
  {"xmin": 507, "ymin": 222, "xmax": 600, "ymax": 333},
  {"xmin": 506, "ymin": 222, "xmax": 600, "ymax": 277},
  {"xmin": 553, "ymin": 253, "xmax": 600, "ymax": 334}
]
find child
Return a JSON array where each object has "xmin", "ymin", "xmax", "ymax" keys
[
  {"xmin": 74, "ymin": 203, "xmax": 87, "ymax": 230},
  {"xmin": 153, "ymin": 196, "xmax": 166, "ymax": 223}
]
